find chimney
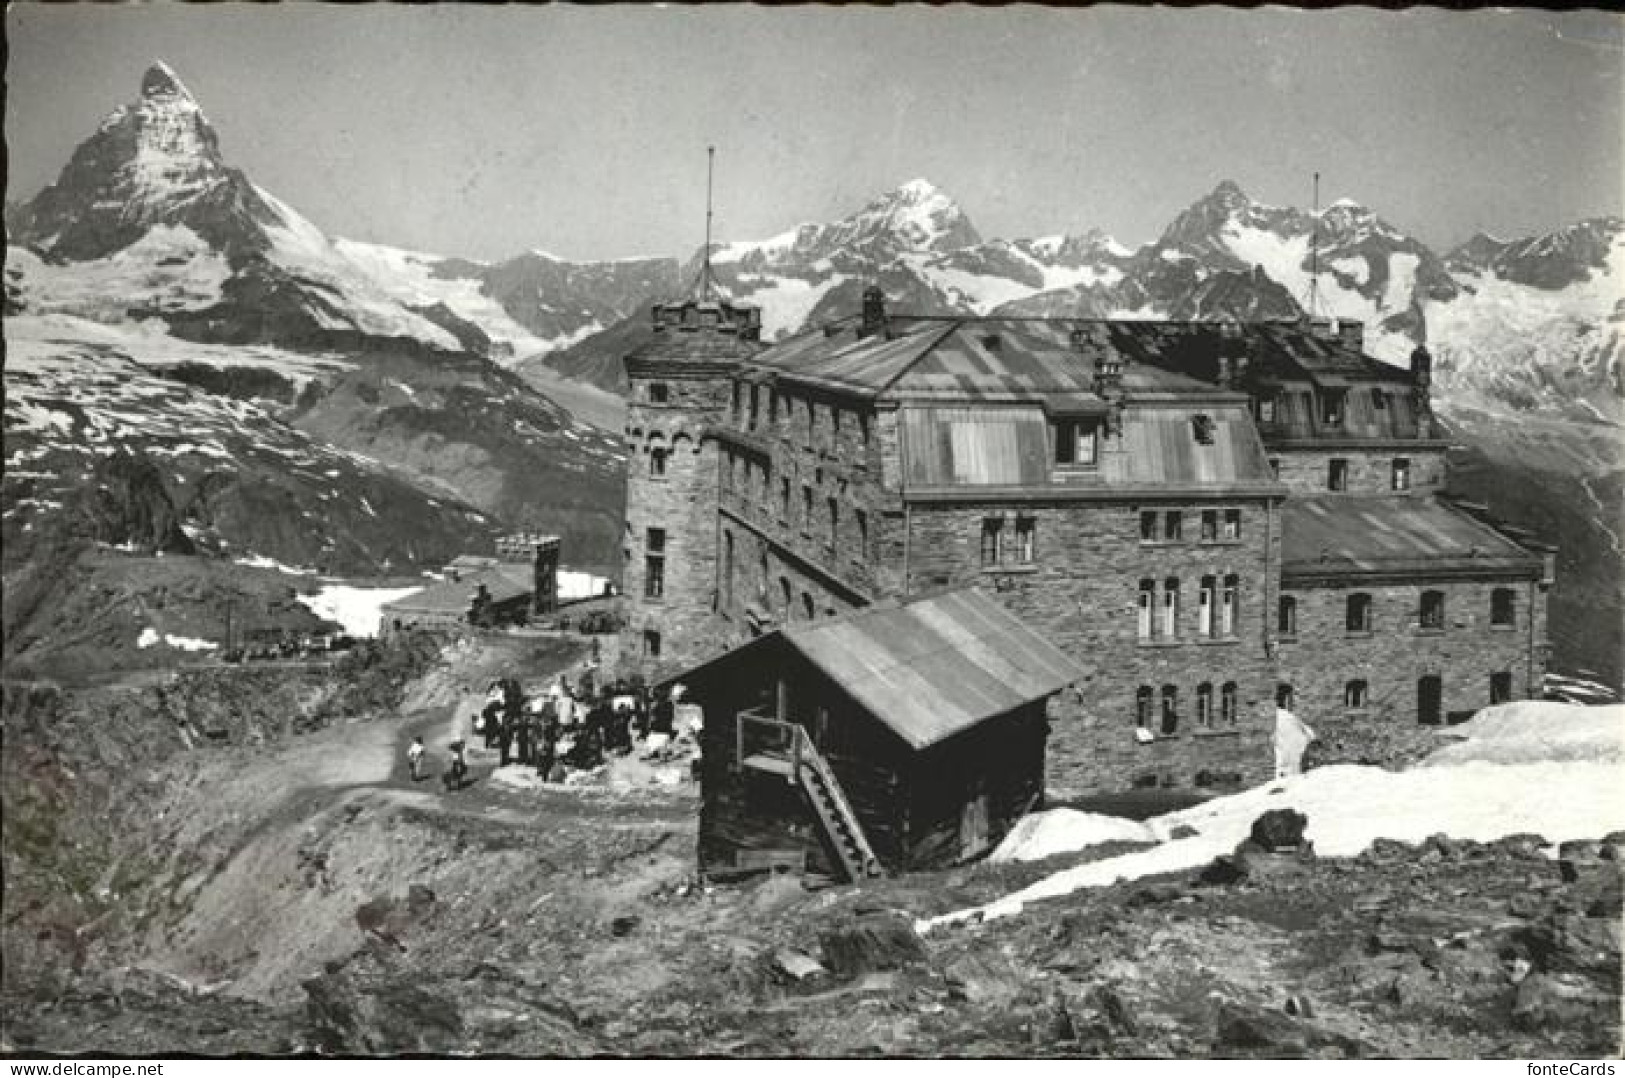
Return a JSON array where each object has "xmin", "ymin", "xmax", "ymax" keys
[
  {"xmin": 1337, "ymin": 319, "xmax": 1365, "ymax": 354},
  {"xmin": 858, "ymin": 285, "xmax": 887, "ymax": 339},
  {"xmin": 1410, "ymin": 345, "xmax": 1433, "ymax": 412}
]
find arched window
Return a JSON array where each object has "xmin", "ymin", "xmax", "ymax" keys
[
  {"xmin": 1162, "ymin": 577, "xmax": 1180, "ymax": 638},
  {"xmin": 1490, "ymin": 588, "xmax": 1515, "ymax": 628},
  {"xmin": 1220, "ymin": 682, "xmax": 1238, "ymax": 725},
  {"xmin": 1345, "ymin": 679, "xmax": 1368, "ymax": 709},
  {"xmin": 1198, "ymin": 575, "xmax": 1216, "ymax": 637},
  {"xmin": 1196, "ymin": 682, "xmax": 1213, "ymax": 728},
  {"xmin": 780, "ymin": 577, "xmax": 793, "ymax": 619},
  {"xmin": 1346, "ymin": 592, "xmax": 1373, "ymax": 633},
  {"xmin": 802, "ymin": 592, "xmax": 816, "ymax": 621},
  {"xmin": 1277, "ymin": 595, "xmax": 1297, "ymax": 635},
  {"xmin": 1137, "ymin": 579, "xmax": 1155, "ymax": 640},
  {"xmin": 1220, "ymin": 574, "xmax": 1238, "ymax": 636},
  {"xmin": 1159, "ymin": 685, "xmax": 1179, "ymax": 735},
  {"xmin": 1135, "ymin": 686, "xmax": 1154, "ymax": 728}
]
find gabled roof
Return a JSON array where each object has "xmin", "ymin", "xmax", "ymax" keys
[
  {"xmin": 383, "ymin": 563, "xmax": 534, "ymax": 615},
  {"xmin": 1281, "ymin": 496, "xmax": 1543, "ymax": 581},
  {"xmin": 780, "ymin": 587, "xmax": 1085, "ymax": 750}
]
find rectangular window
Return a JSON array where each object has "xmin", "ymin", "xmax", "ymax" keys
[
  {"xmin": 1164, "ymin": 511, "xmax": 1183, "ymax": 542},
  {"xmin": 1345, "ymin": 679, "xmax": 1368, "ymax": 709},
  {"xmin": 1200, "ymin": 511, "xmax": 1218, "ymax": 543},
  {"xmin": 649, "ymin": 446, "xmax": 667, "ymax": 477},
  {"xmin": 802, "ymin": 485, "xmax": 813, "ymax": 530},
  {"xmin": 855, "ymin": 509, "xmax": 869, "ymax": 560},
  {"xmin": 1162, "ymin": 578, "xmax": 1180, "ymax": 638},
  {"xmin": 1137, "ymin": 580, "xmax": 1155, "ymax": 641},
  {"xmin": 1322, "ymin": 390, "xmax": 1346, "ymax": 426},
  {"xmin": 1220, "ymin": 575, "xmax": 1238, "ymax": 636},
  {"xmin": 1277, "ymin": 595, "xmax": 1297, "ymax": 636},
  {"xmin": 779, "ymin": 477, "xmax": 790, "ymax": 520},
  {"xmin": 1392, "ymin": 458, "xmax": 1411, "ymax": 491},
  {"xmin": 1329, "ymin": 459, "xmax": 1349, "ymax": 492},
  {"xmin": 1491, "ymin": 588, "xmax": 1516, "ymax": 628},
  {"xmin": 980, "ymin": 517, "xmax": 1003, "ymax": 568},
  {"xmin": 1014, "ymin": 516, "xmax": 1035, "ymax": 564},
  {"xmin": 826, "ymin": 496, "xmax": 838, "ymax": 549},
  {"xmin": 1222, "ymin": 508, "xmax": 1241, "ymax": 541},
  {"xmin": 1347, "ymin": 592, "xmax": 1372, "ymax": 633},
  {"xmin": 1269, "ymin": 458, "xmax": 1282, "ymax": 479},
  {"xmin": 648, "ymin": 382, "xmax": 669, "ymax": 404},
  {"xmin": 1490, "ymin": 671, "xmax": 1513, "ymax": 705},
  {"xmin": 1140, "ymin": 510, "xmax": 1158, "ymax": 543},
  {"xmin": 1054, "ymin": 420, "xmax": 1099, "ymax": 466},
  {"xmin": 1259, "ymin": 397, "xmax": 1277, "ymax": 423},
  {"xmin": 1420, "ymin": 590, "xmax": 1445, "ymax": 630},
  {"xmin": 1198, "ymin": 576, "xmax": 1215, "ymax": 637},
  {"xmin": 1196, "ymin": 684, "xmax": 1213, "ymax": 728},
  {"xmin": 643, "ymin": 630, "xmax": 662, "ymax": 658},
  {"xmin": 1373, "ymin": 388, "xmax": 1389, "ymax": 411},
  {"xmin": 644, "ymin": 552, "xmax": 665, "ymax": 600},
  {"xmin": 1191, "ymin": 414, "xmax": 1215, "ymax": 445},
  {"xmin": 1220, "ymin": 682, "xmax": 1238, "ymax": 725}
]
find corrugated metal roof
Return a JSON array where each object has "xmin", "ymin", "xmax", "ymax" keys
[
  {"xmin": 897, "ymin": 400, "xmax": 1276, "ymax": 492},
  {"xmin": 901, "ymin": 406, "xmax": 1051, "ymax": 487},
  {"xmin": 783, "ymin": 587, "xmax": 1086, "ymax": 749},
  {"xmin": 1281, "ymin": 496, "xmax": 1542, "ymax": 578},
  {"xmin": 383, "ymin": 564, "xmax": 534, "ymax": 615}
]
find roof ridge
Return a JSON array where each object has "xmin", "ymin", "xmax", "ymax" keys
[{"xmin": 872, "ymin": 321, "xmax": 966, "ymax": 397}]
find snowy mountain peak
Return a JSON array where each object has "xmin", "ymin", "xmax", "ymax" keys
[
  {"xmin": 893, "ymin": 178, "xmax": 946, "ymax": 202},
  {"xmin": 1210, "ymin": 179, "xmax": 1250, "ymax": 202},
  {"xmin": 141, "ymin": 61, "xmax": 197, "ymax": 102}
]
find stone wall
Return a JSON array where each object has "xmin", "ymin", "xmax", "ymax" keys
[
  {"xmin": 1276, "ymin": 576, "xmax": 1547, "ymax": 736},
  {"xmin": 621, "ymin": 374, "xmax": 732, "ymax": 673},
  {"xmin": 902, "ymin": 497, "xmax": 1284, "ymax": 794},
  {"xmin": 1268, "ymin": 447, "xmax": 1448, "ymax": 496}
]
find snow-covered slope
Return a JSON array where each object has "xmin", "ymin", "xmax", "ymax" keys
[{"xmin": 921, "ymin": 701, "xmax": 1624, "ymax": 934}]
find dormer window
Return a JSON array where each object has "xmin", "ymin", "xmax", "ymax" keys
[
  {"xmin": 648, "ymin": 382, "xmax": 669, "ymax": 404},
  {"xmin": 1191, "ymin": 414, "xmax": 1215, "ymax": 445},
  {"xmin": 1053, "ymin": 420, "xmax": 1099, "ymax": 467},
  {"xmin": 1372, "ymin": 388, "xmax": 1389, "ymax": 411},
  {"xmin": 1321, "ymin": 390, "xmax": 1346, "ymax": 426}
]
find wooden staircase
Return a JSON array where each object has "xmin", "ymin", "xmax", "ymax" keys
[
  {"xmin": 786, "ymin": 725, "xmax": 883, "ymax": 882},
  {"xmin": 738, "ymin": 711, "xmax": 882, "ymax": 882}
]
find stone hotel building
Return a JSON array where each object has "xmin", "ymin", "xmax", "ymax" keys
[{"xmin": 619, "ymin": 288, "xmax": 1553, "ymax": 793}]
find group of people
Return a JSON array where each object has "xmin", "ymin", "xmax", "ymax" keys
[{"xmin": 473, "ymin": 669, "xmax": 697, "ymax": 781}]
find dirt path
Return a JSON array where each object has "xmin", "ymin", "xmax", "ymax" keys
[{"xmin": 129, "ymin": 634, "xmax": 609, "ymax": 999}]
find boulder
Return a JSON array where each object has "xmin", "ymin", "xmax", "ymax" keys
[
  {"xmin": 1249, "ymin": 809, "xmax": 1309, "ymax": 851},
  {"xmin": 1510, "ymin": 972, "xmax": 1616, "ymax": 1032},
  {"xmin": 771, "ymin": 948, "xmax": 826, "ymax": 983},
  {"xmin": 818, "ymin": 910, "xmax": 926, "ymax": 978}
]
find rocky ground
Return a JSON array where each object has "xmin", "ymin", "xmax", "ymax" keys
[{"xmin": 2, "ymin": 631, "xmax": 1619, "ymax": 1058}]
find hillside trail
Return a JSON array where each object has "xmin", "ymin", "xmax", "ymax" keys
[{"xmin": 130, "ymin": 634, "xmax": 614, "ymax": 1001}]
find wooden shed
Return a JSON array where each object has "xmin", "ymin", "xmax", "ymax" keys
[{"xmin": 676, "ymin": 587, "xmax": 1085, "ymax": 881}]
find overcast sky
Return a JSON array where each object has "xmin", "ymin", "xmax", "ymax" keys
[{"xmin": 6, "ymin": 5, "xmax": 1621, "ymax": 263}]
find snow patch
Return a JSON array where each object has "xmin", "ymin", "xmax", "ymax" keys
[{"xmin": 296, "ymin": 584, "xmax": 424, "ymax": 638}]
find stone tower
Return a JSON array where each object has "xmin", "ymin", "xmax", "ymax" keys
[{"xmin": 621, "ymin": 297, "xmax": 762, "ymax": 675}]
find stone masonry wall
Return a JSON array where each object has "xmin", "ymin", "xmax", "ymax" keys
[
  {"xmin": 1277, "ymin": 576, "xmax": 1547, "ymax": 746},
  {"xmin": 903, "ymin": 498, "xmax": 1285, "ymax": 795},
  {"xmin": 622, "ymin": 375, "xmax": 731, "ymax": 674},
  {"xmin": 1268, "ymin": 447, "xmax": 1447, "ymax": 496}
]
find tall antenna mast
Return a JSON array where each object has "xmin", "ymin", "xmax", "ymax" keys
[
  {"xmin": 702, "ymin": 146, "xmax": 715, "ymax": 302},
  {"xmin": 1305, "ymin": 170, "xmax": 1322, "ymax": 319}
]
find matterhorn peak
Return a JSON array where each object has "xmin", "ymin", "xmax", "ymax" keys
[
  {"xmin": 141, "ymin": 61, "xmax": 196, "ymax": 102},
  {"xmin": 1210, "ymin": 179, "xmax": 1250, "ymax": 202}
]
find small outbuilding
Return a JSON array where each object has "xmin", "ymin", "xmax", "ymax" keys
[{"xmin": 676, "ymin": 587, "xmax": 1085, "ymax": 881}]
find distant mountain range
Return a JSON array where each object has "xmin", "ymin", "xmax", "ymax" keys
[
  {"xmin": 5, "ymin": 63, "xmax": 625, "ymax": 576},
  {"xmin": 5, "ymin": 62, "xmax": 1620, "ymax": 681}
]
